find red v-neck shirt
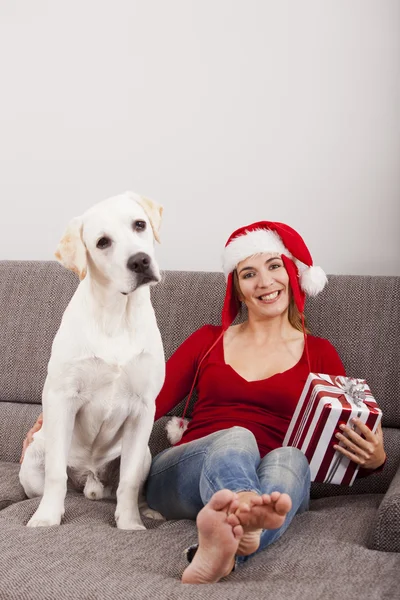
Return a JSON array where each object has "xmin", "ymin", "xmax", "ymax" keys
[{"xmin": 155, "ymin": 325, "xmax": 346, "ymax": 458}]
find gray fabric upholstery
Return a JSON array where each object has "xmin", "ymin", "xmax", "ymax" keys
[
  {"xmin": 152, "ymin": 271, "xmax": 400, "ymax": 425},
  {"xmin": 305, "ymin": 275, "xmax": 400, "ymax": 428},
  {"xmin": 1, "ymin": 261, "xmax": 400, "ymax": 598},
  {"xmin": 0, "ymin": 402, "xmax": 42, "ymax": 462},
  {"xmin": 0, "ymin": 261, "xmax": 77, "ymax": 404},
  {"xmin": 0, "ymin": 462, "xmax": 26, "ymax": 509},
  {"xmin": 368, "ymin": 462, "xmax": 400, "ymax": 552},
  {"xmin": 0, "ymin": 479, "xmax": 398, "ymax": 599},
  {"xmin": 2, "ymin": 263, "xmax": 399, "ymax": 425}
]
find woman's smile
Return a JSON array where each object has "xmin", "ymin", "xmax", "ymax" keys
[{"xmin": 257, "ymin": 290, "xmax": 282, "ymax": 303}]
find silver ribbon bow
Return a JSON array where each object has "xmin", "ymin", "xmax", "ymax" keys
[{"xmin": 335, "ymin": 377, "xmax": 367, "ymax": 406}]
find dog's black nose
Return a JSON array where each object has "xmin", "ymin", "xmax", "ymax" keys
[{"xmin": 127, "ymin": 253, "xmax": 151, "ymax": 274}]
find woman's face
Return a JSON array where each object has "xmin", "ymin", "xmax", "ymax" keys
[{"xmin": 236, "ymin": 252, "xmax": 290, "ymax": 320}]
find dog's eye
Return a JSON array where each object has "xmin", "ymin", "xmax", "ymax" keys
[
  {"xmin": 133, "ymin": 220, "xmax": 146, "ymax": 232},
  {"xmin": 96, "ymin": 237, "xmax": 111, "ymax": 250}
]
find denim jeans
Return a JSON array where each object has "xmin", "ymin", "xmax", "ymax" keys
[{"xmin": 146, "ymin": 426, "xmax": 310, "ymax": 561}]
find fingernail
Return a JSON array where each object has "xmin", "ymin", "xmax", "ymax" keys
[{"xmin": 339, "ymin": 424, "xmax": 345, "ymax": 430}]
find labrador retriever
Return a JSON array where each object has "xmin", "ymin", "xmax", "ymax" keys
[{"xmin": 19, "ymin": 191, "xmax": 165, "ymax": 530}]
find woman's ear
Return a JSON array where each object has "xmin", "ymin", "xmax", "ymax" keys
[{"xmin": 54, "ymin": 217, "xmax": 87, "ymax": 280}]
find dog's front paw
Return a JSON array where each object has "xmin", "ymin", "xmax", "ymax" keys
[
  {"xmin": 115, "ymin": 510, "xmax": 146, "ymax": 531},
  {"xmin": 141, "ymin": 506, "xmax": 165, "ymax": 521},
  {"xmin": 27, "ymin": 506, "xmax": 64, "ymax": 528}
]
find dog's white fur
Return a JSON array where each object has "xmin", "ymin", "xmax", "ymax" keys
[{"xmin": 19, "ymin": 191, "xmax": 165, "ymax": 530}]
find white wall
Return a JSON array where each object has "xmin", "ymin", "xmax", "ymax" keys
[{"xmin": 0, "ymin": 0, "xmax": 399, "ymax": 275}]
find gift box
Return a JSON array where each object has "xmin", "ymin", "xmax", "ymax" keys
[{"xmin": 283, "ymin": 374, "xmax": 382, "ymax": 485}]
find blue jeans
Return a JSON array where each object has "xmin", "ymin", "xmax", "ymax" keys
[{"xmin": 146, "ymin": 426, "xmax": 310, "ymax": 561}]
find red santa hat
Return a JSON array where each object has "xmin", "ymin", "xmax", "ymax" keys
[{"xmin": 221, "ymin": 221, "xmax": 327, "ymax": 330}]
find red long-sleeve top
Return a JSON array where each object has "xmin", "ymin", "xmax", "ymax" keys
[{"xmin": 155, "ymin": 325, "xmax": 346, "ymax": 458}]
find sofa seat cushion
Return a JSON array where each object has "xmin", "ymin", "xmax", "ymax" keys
[
  {"xmin": 0, "ymin": 461, "xmax": 26, "ymax": 509},
  {"xmin": 0, "ymin": 402, "xmax": 43, "ymax": 463},
  {"xmin": 0, "ymin": 491, "xmax": 398, "ymax": 599}
]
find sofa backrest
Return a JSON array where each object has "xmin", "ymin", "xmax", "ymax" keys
[
  {"xmin": 0, "ymin": 262, "xmax": 399, "ymax": 428},
  {"xmin": 151, "ymin": 270, "xmax": 400, "ymax": 428}
]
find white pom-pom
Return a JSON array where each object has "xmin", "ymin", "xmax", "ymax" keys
[
  {"xmin": 300, "ymin": 265, "xmax": 327, "ymax": 296},
  {"xmin": 166, "ymin": 417, "xmax": 189, "ymax": 445}
]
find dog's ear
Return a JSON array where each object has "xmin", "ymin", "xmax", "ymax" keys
[
  {"xmin": 54, "ymin": 217, "xmax": 87, "ymax": 280},
  {"xmin": 136, "ymin": 196, "xmax": 163, "ymax": 243}
]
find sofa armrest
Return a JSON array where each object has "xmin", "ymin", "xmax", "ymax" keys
[{"xmin": 368, "ymin": 461, "xmax": 400, "ymax": 552}]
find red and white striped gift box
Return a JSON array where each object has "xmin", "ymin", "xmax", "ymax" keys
[{"xmin": 283, "ymin": 374, "xmax": 382, "ymax": 486}]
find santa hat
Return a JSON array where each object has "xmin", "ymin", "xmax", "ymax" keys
[
  {"xmin": 166, "ymin": 221, "xmax": 327, "ymax": 445},
  {"xmin": 221, "ymin": 221, "xmax": 327, "ymax": 330}
]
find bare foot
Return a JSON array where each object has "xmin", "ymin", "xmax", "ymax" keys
[
  {"xmin": 181, "ymin": 489, "xmax": 243, "ymax": 584},
  {"xmin": 235, "ymin": 491, "xmax": 292, "ymax": 556}
]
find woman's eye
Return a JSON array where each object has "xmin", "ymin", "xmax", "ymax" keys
[
  {"xmin": 243, "ymin": 272, "xmax": 255, "ymax": 279},
  {"xmin": 270, "ymin": 263, "xmax": 281, "ymax": 270},
  {"xmin": 96, "ymin": 237, "xmax": 111, "ymax": 249},
  {"xmin": 134, "ymin": 220, "xmax": 146, "ymax": 232}
]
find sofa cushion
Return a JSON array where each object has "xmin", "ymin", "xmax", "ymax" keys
[
  {"xmin": 0, "ymin": 489, "xmax": 397, "ymax": 599},
  {"xmin": 0, "ymin": 261, "xmax": 77, "ymax": 404},
  {"xmin": 151, "ymin": 271, "xmax": 400, "ymax": 428},
  {"xmin": 1, "ymin": 458, "xmax": 398, "ymax": 597},
  {"xmin": 368, "ymin": 462, "xmax": 400, "ymax": 552},
  {"xmin": 2, "ymin": 263, "xmax": 400, "ymax": 430},
  {"xmin": 2, "ymin": 408, "xmax": 398, "ymax": 500},
  {"xmin": 0, "ymin": 402, "xmax": 42, "ymax": 462},
  {"xmin": 0, "ymin": 462, "xmax": 26, "ymax": 509}
]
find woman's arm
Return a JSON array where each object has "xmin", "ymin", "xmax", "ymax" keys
[
  {"xmin": 315, "ymin": 338, "xmax": 346, "ymax": 376},
  {"xmin": 155, "ymin": 325, "xmax": 220, "ymax": 420},
  {"xmin": 316, "ymin": 337, "xmax": 386, "ymax": 472}
]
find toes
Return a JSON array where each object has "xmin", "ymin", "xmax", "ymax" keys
[
  {"xmin": 227, "ymin": 512, "xmax": 240, "ymax": 527},
  {"xmin": 259, "ymin": 493, "xmax": 272, "ymax": 505},
  {"xmin": 275, "ymin": 493, "xmax": 292, "ymax": 515},
  {"xmin": 249, "ymin": 495, "xmax": 264, "ymax": 507},
  {"xmin": 208, "ymin": 490, "xmax": 237, "ymax": 512},
  {"xmin": 232, "ymin": 524, "xmax": 244, "ymax": 539},
  {"xmin": 234, "ymin": 505, "xmax": 252, "ymax": 527},
  {"xmin": 270, "ymin": 491, "xmax": 281, "ymax": 501},
  {"xmin": 229, "ymin": 498, "xmax": 240, "ymax": 513}
]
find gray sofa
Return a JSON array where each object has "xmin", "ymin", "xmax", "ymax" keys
[{"xmin": 0, "ymin": 260, "xmax": 400, "ymax": 600}]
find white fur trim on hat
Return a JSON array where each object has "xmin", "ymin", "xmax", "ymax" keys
[
  {"xmin": 222, "ymin": 229, "xmax": 292, "ymax": 276},
  {"xmin": 300, "ymin": 265, "xmax": 328, "ymax": 296},
  {"xmin": 166, "ymin": 416, "xmax": 189, "ymax": 445}
]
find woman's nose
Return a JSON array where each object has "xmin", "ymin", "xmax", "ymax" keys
[{"xmin": 257, "ymin": 271, "xmax": 274, "ymax": 288}]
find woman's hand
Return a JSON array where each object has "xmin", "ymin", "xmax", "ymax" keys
[
  {"xmin": 333, "ymin": 418, "xmax": 386, "ymax": 470},
  {"xmin": 20, "ymin": 413, "xmax": 43, "ymax": 464}
]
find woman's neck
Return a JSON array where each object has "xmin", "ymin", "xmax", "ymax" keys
[{"xmin": 239, "ymin": 312, "xmax": 300, "ymax": 344}]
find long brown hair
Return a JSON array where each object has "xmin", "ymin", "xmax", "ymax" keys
[{"xmin": 232, "ymin": 268, "xmax": 309, "ymax": 333}]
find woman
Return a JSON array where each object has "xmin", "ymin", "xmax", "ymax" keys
[{"xmin": 21, "ymin": 221, "xmax": 386, "ymax": 585}]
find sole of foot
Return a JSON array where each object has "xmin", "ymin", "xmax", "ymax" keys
[{"xmin": 181, "ymin": 489, "xmax": 243, "ymax": 585}]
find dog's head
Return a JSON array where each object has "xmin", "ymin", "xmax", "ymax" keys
[{"xmin": 55, "ymin": 192, "xmax": 163, "ymax": 295}]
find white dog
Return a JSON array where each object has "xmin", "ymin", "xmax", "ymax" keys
[{"xmin": 19, "ymin": 191, "xmax": 165, "ymax": 530}]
